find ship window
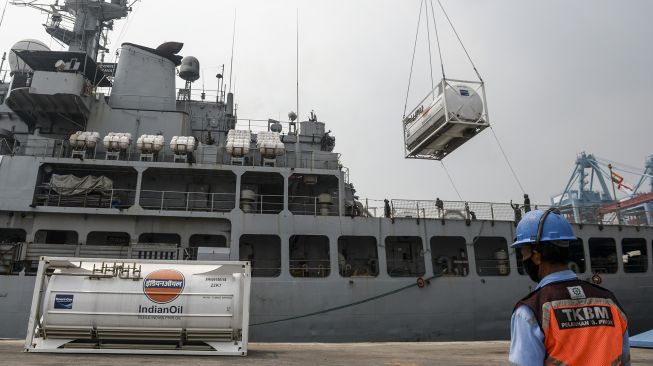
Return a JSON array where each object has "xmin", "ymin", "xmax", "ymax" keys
[
  {"xmin": 589, "ymin": 238, "xmax": 618, "ymax": 274},
  {"xmin": 622, "ymin": 238, "xmax": 648, "ymax": 273},
  {"xmin": 430, "ymin": 236, "xmax": 468, "ymax": 277},
  {"xmin": 240, "ymin": 235, "xmax": 281, "ymax": 277},
  {"xmin": 138, "ymin": 233, "xmax": 181, "ymax": 245},
  {"xmin": 568, "ymin": 239, "xmax": 587, "ymax": 274},
  {"xmin": 290, "ymin": 235, "xmax": 330, "ymax": 278},
  {"xmin": 86, "ymin": 232, "xmax": 130, "ymax": 246},
  {"xmin": 474, "ymin": 237, "xmax": 510, "ymax": 276},
  {"xmin": 0, "ymin": 229, "xmax": 26, "ymax": 244},
  {"xmin": 189, "ymin": 234, "xmax": 227, "ymax": 248},
  {"xmin": 386, "ymin": 236, "xmax": 425, "ymax": 277},
  {"xmin": 34, "ymin": 230, "xmax": 78, "ymax": 244},
  {"xmin": 515, "ymin": 239, "xmax": 586, "ymax": 275},
  {"xmin": 338, "ymin": 236, "xmax": 378, "ymax": 277}
]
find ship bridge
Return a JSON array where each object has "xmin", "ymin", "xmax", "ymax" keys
[{"xmin": 5, "ymin": 50, "xmax": 111, "ymax": 133}]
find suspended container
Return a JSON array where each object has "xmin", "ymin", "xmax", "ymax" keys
[
  {"xmin": 403, "ymin": 78, "xmax": 490, "ymax": 160},
  {"xmin": 25, "ymin": 257, "xmax": 251, "ymax": 356}
]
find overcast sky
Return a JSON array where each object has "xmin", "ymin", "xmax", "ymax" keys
[{"xmin": 1, "ymin": 0, "xmax": 651, "ymax": 204}]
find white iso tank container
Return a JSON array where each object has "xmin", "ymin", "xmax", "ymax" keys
[
  {"xmin": 403, "ymin": 81, "xmax": 488, "ymax": 160},
  {"xmin": 170, "ymin": 136, "xmax": 197, "ymax": 154},
  {"xmin": 25, "ymin": 257, "xmax": 251, "ymax": 356},
  {"xmin": 137, "ymin": 134, "xmax": 165, "ymax": 153},
  {"xmin": 103, "ymin": 132, "xmax": 133, "ymax": 151},
  {"xmin": 69, "ymin": 131, "xmax": 101, "ymax": 150},
  {"xmin": 225, "ymin": 130, "xmax": 251, "ymax": 157}
]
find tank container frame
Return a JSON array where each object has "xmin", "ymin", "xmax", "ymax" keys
[{"xmin": 402, "ymin": 78, "xmax": 490, "ymax": 161}]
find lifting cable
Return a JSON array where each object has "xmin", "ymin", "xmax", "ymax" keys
[
  {"xmin": 591, "ymin": 157, "xmax": 653, "ymax": 182},
  {"xmin": 115, "ymin": 2, "xmax": 140, "ymax": 46},
  {"xmin": 429, "ymin": 0, "xmax": 446, "ymax": 79},
  {"xmin": 436, "ymin": 0, "xmax": 482, "ymax": 82},
  {"xmin": 424, "ymin": 0, "xmax": 435, "ymax": 92},
  {"xmin": 0, "ymin": 0, "xmax": 9, "ymax": 30},
  {"xmin": 441, "ymin": 161, "xmax": 464, "ymax": 201},
  {"xmin": 490, "ymin": 126, "xmax": 526, "ymax": 194},
  {"xmin": 596, "ymin": 156, "xmax": 652, "ymax": 177},
  {"xmin": 403, "ymin": 0, "xmax": 425, "ymax": 118},
  {"xmin": 251, "ymin": 273, "xmax": 443, "ymax": 327}
]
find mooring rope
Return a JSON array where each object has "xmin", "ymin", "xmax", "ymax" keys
[{"xmin": 250, "ymin": 273, "xmax": 442, "ymax": 327}]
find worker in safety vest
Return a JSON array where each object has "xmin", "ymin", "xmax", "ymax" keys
[{"xmin": 509, "ymin": 208, "xmax": 630, "ymax": 366}]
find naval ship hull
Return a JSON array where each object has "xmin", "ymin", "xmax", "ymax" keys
[
  {"xmin": 1, "ymin": 209, "xmax": 652, "ymax": 342},
  {"xmin": 0, "ymin": 1, "xmax": 651, "ymax": 342}
]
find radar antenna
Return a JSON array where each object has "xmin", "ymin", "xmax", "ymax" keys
[{"xmin": 11, "ymin": 0, "xmax": 132, "ymax": 60}]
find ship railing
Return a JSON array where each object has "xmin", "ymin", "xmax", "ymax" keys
[
  {"xmin": 358, "ymin": 198, "xmax": 652, "ymax": 227},
  {"xmin": 177, "ymin": 89, "xmax": 225, "ymax": 103},
  {"xmin": 241, "ymin": 194, "xmax": 285, "ymax": 215},
  {"xmin": 139, "ymin": 190, "xmax": 236, "ymax": 213},
  {"xmin": 22, "ymin": 243, "xmax": 181, "ymax": 263},
  {"xmin": 288, "ymin": 195, "xmax": 340, "ymax": 216},
  {"xmin": 34, "ymin": 186, "xmax": 136, "ymax": 209},
  {"xmin": 289, "ymin": 259, "xmax": 332, "ymax": 277},
  {"xmin": 1, "ymin": 137, "xmax": 343, "ymax": 171}
]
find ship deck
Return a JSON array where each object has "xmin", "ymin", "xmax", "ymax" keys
[{"xmin": 1, "ymin": 340, "xmax": 652, "ymax": 365}]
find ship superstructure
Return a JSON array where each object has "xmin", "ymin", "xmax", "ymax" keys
[{"xmin": 0, "ymin": 0, "xmax": 652, "ymax": 344}]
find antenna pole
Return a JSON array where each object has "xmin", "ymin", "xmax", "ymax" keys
[
  {"xmin": 295, "ymin": 8, "xmax": 300, "ymax": 168},
  {"xmin": 228, "ymin": 9, "xmax": 236, "ymax": 94},
  {"xmin": 296, "ymin": 8, "xmax": 299, "ymax": 121},
  {"xmin": 0, "ymin": 0, "xmax": 9, "ymax": 30}
]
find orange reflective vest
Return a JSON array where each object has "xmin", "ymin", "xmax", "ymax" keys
[{"xmin": 516, "ymin": 279, "xmax": 629, "ymax": 366}]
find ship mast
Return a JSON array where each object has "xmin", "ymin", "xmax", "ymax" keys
[{"xmin": 11, "ymin": 0, "xmax": 131, "ymax": 60}]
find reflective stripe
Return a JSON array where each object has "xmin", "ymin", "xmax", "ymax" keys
[
  {"xmin": 545, "ymin": 356, "xmax": 570, "ymax": 366},
  {"xmin": 541, "ymin": 297, "xmax": 627, "ymax": 333}
]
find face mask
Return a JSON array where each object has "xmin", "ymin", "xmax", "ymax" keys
[{"xmin": 522, "ymin": 256, "xmax": 540, "ymax": 283}]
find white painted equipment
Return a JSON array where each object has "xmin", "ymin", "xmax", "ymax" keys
[
  {"xmin": 403, "ymin": 79, "xmax": 489, "ymax": 160},
  {"xmin": 318, "ymin": 193, "xmax": 333, "ymax": 216},
  {"xmin": 240, "ymin": 189, "xmax": 257, "ymax": 213},
  {"xmin": 256, "ymin": 132, "xmax": 285, "ymax": 158},
  {"xmin": 170, "ymin": 136, "xmax": 197, "ymax": 154},
  {"xmin": 494, "ymin": 249, "xmax": 509, "ymax": 275},
  {"xmin": 102, "ymin": 133, "xmax": 132, "ymax": 151},
  {"xmin": 137, "ymin": 135, "xmax": 165, "ymax": 153},
  {"xmin": 226, "ymin": 130, "xmax": 251, "ymax": 157},
  {"xmin": 69, "ymin": 131, "xmax": 100, "ymax": 150},
  {"xmin": 179, "ymin": 56, "xmax": 200, "ymax": 82},
  {"xmin": 25, "ymin": 257, "xmax": 251, "ymax": 356}
]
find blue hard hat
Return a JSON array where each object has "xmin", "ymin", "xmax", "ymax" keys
[{"xmin": 512, "ymin": 209, "xmax": 576, "ymax": 248}]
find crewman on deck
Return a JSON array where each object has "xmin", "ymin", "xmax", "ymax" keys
[
  {"xmin": 523, "ymin": 194, "xmax": 531, "ymax": 213},
  {"xmin": 509, "ymin": 209, "xmax": 631, "ymax": 366},
  {"xmin": 510, "ymin": 200, "xmax": 522, "ymax": 225}
]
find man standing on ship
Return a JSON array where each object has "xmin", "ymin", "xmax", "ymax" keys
[{"xmin": 509, "ymin": 209, "xmax": 631, "ymax": 366}]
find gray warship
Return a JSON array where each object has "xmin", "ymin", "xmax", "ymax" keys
[{"xmin": 0, "ymin": 0, "xmax": 652, "ymax": 343}]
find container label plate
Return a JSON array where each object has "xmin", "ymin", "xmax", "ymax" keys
[{"xmin": 54, "ymin": 294, "xmax": 74, "ymax": 310}]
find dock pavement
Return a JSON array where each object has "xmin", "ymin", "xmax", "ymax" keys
[{"xmin": 1, "ymin": 340, "xmax": 652, "ymax": 365}]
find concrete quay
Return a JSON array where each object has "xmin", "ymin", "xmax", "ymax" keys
[{"xmin": 1, "ymin": 340, "xmax": 652, "ymax": 365}]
